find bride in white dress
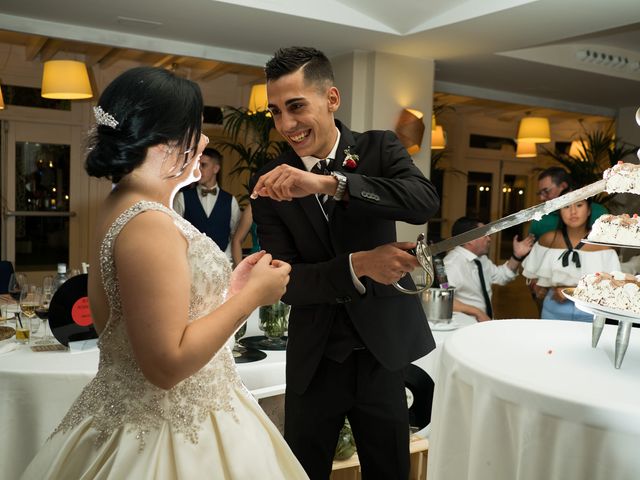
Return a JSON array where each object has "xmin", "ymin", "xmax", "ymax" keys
[{"xmin": 22, "ymin": 66, "xmax": 308, "ymax": 479}]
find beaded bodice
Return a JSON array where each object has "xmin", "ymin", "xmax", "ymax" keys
[{"xmin": 53, "ymin": 201, "xmax": 242, "ymax": 448}]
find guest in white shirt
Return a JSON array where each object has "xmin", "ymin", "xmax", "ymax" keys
[
  {"xmin": 174, "ymin": 148, "xmax": 240, "ymax": 261},
  {"xmin": 444, "ymin": 217, "xmax": 534, "ymax": 321}
]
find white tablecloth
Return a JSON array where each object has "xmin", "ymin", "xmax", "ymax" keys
[
  {"xmin": 0, "ymin": 309, "xmax": 473, "ymax": 479},
  {"xmin": 0, "ymin": 310, "xmax": 287, "ymax": 480},
  {"xmin": 427, "ymin": 319, "xmax": 640, "ymax": 480}
]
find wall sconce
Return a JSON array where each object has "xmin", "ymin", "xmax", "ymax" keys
[
  {"xmin": 396, "ymin": 108, "xmax": 425, "ymax": 155},
  {"xmin": 517, "ymin": 116, "xmax": 550, "ymax": 143},
  {"xmin": 431, "ymin": 125, "xmax": 446, "ymax": 150},
  {"xmin": 569, "ymin": 139, "xmax": 589, "ymax": 158},
  {"xmin": 515, "ymin": 141, "xmax": 536, "ymax": 158},
  {"xmin": 248, "ymin": 84, "xmax": 268, "ymax": 114},
  {"xmin": 0, "ymin": 84, "xmax": 4, "ymax": 110},
  {"xmin": 41, "ymin": 60, "xmax": 93, "ymax": 99}
]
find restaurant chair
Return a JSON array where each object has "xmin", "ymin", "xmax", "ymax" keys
[{"xmin": 0, "ymin": 260, "xmax": 14, "ymax": 294}]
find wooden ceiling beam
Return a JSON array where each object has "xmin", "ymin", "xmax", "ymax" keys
[
  {"xmin": 98, "ymin": 49, "xmax": 123, "ymax": 69},
  {"xmin": 38, "ymin": 39, "xmax": 63, "ymax": 62},
  {"xmin": 25, "ymin": 36, "xmax": 48, "ymax": 61},
  {"xmin": 86, "ymin": 46, "xmax": 114, "ymax": 66},
  {"xmin": 153, "ymin": 54, "xmax": 176, "ymax": 68}
]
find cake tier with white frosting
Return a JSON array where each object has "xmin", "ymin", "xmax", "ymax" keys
[
  {"xmin": 588, "ymin": 213, "xmax": 640, "ymax": 246},
  {"xmin": 573, "ymin": 271, "xmax": 640, "ymax": 315}
]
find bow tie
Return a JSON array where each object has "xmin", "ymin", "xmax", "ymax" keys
[
  {"xmin": 201, "ymin": 187, "xmax": 217, "ymax": 197},
  {"xmin": 558, "ymin": 249, "xmax": 581, "ymax": 268}
]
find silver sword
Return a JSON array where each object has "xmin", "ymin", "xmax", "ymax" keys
[{"xmin": 394, "ymin": 179, "xmax": 607, "ymax": 294}]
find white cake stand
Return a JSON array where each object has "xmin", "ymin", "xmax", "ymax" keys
[{"xmin": 563, "ymin": 288, "xmax": 639, "ymax": 368}]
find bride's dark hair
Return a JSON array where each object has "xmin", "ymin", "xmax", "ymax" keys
[{"xmin": 85, "ymin": 66, "xmax": 203, "ymax": 183}]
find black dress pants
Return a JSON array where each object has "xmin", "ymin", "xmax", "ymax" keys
[{"xmin": 284, "ymin": 349, "xmax": 410, "ymax": 480}]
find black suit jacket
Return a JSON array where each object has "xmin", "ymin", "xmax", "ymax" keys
[{"xmin": 251, "ymin": 120, "xmax": 440, "ymax": 394}]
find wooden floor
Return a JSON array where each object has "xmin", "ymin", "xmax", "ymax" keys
[{"xmin": 492, "ymin": 275, "xmax": 541, "ymax": 320}]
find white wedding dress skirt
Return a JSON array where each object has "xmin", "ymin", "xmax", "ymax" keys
[{"xmin": 22, "ymin": 202, "xmax": 307, "ymax": 480}]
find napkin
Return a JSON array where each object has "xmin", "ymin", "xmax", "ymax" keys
[
  {"xmin": 0, "ymin": 342, "xmax": 18, "ymax": 355},
  {"xmin": 69, "ymin": 338, "xmax": 99, "ymax": 354}
]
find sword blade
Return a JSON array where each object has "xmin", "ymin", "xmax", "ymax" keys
[{"xmin": 429, "ymin": 179, "xmax": 606, "ymax": 256}]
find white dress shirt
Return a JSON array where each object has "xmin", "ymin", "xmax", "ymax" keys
[
  {"xmin": 173, "ymin": 184, "xmax": 241, "ymax": 261},
  {"xmin": 300, "ymin": 128, "xmax": 365, "ymax": 294},
  {"xmin": 443, "ymin": 246, "xmax": 517, "ymax": 315}
]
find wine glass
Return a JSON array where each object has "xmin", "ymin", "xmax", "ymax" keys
[
  {"xmin": 232, "ymin": 323, "xmax": 248, "ymax": 358},
  {"xmin": 8, "ymin": 273, "xmax": 27, "ymax": 302},
  {"xmin": 35, "ymin": 284, "xmax": 53, "ymax": 345}
]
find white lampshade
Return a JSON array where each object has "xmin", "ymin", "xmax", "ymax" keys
[
  {"xmin": 431, "ymin": 125, "xmax": 446, "ymax": 150},
  {"xmin": 517, "ymin": 117, "xmax": 550, "ymax": 143},
  {"xmin": 41, "ymin": 60, "xmax": 93, "ymax": 99},
  {"xmin": 516, "ymin": 141, "xmax": 537, "ymax": 158},
  {"xmin": 248, "ymin": 84, "xmax": 268, "ymax": 113}
]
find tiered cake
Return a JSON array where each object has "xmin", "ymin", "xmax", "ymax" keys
[
  {"xmin": 588, "ymin": 214, "xmax": 640, "ymax": 246},
  {"xmin": 573, "ymin": 271, "xmax": 640, "ymax": 315}
]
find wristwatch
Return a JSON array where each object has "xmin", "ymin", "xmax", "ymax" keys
[{"xmin": 331, "ymin": 171, "xmax": 348, "ymax": 201}]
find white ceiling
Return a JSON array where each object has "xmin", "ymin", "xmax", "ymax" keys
[{"xmin": 0, "ymin": 0, "xmax": 639, "ymax": 114}]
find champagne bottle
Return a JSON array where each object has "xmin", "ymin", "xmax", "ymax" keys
[{"xmin": 433, "ymin": 257, "xmax": 449, "ymax": 289}]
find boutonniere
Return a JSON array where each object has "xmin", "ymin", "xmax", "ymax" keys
[{"xmin": 342, "ymin": 146, "xmax": 359, "ymax": 171}]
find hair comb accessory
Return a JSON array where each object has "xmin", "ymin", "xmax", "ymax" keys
[{"xmin": 93, "ymin": 106, "xmax": 119, "ymax": 129}]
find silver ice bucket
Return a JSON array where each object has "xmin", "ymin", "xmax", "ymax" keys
[{"xmin": 419, "ymin": 287, "xmax": 455, "ymax": 324}]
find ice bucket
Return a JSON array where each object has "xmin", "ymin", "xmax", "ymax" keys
[{"xmin": 418, "ymin": 287, "xmax": 455, "ymax": 323}]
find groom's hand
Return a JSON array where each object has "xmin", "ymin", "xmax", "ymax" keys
[
  {"xmin": 251, "ymin": 164, "xmax": 337, "ymax": 201},
  {"xmin": 351, "ymin": 242, "xmax": 419, "ymax": 285}
]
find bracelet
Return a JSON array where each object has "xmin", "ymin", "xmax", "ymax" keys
[
  {"xmin": 511, "ymin": 253, "xmax": 526, "ymax": 262},
  {"xmin": 331, "ymin": 171, "xmax": 348, "ymax": 201}
]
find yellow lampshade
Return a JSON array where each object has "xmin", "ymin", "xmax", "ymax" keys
[
  {"xmin": 569, "ymin": 139, "xmax": 589, "ymax": 158},
  {"xmin": 396, "ymin": 108, "xmax": 425, "ymax": 155},
  {"xmin": 248, "ymin": 84, "xmax": 268, "ymax": 113},
  {"xmin": 517, "ymin": 116, "xmax": 550, "ymax": 143},
  {"xmin": 0, "ymin": 84, "xmax": 4, "ymax": 110},
  {"xmin": 516, "ymin": 141, "xmax": 537, "ymax": 158},
  {"xmin": 431, "ymin": 125, "xmax": 446, "ymax": 150},
  {"xmin": 431, "ymin": 114, "xmax": 437, "ymax": 131},
  {"xmin": 41, "ymin": 60, "xmax": 93, "ymax": 100}
]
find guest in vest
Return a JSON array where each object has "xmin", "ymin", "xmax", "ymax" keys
[
  {"xmin": 444, "ymin": 217, "xmax": 534, "ymax": 321},
  {"xmin": 174, "ymin": 148, "xmax": 240, "ymax": 261}
]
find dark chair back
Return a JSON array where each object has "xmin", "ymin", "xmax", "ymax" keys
[{"xmin": 0, "ymin": 261, "xmax": 15, "ymax": 294}]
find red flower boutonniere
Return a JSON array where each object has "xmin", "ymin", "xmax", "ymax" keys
[{"xmin": 342, "ymin": 146, "xmax": 359, "ymax": 171}]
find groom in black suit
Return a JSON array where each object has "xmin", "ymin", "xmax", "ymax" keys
[{"xmin": 251, "ymin": 46, "xmax": 440, "ymax": 479}]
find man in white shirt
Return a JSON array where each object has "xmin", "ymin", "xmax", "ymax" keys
[
  {"xmin": 444, "ymin": 217, "xmax": 534, "ymax": 321},
  {"xmin": 173, "ymin": 148, "xmax": 240, "ymax": 262}
]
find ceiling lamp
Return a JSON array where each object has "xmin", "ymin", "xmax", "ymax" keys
[
  {"xmin": 431, "ymin": 125, "xmax": 446, "ymax": 150},
  {"xmin": 569, "ymin": 139, "xmax": 589, "ymax": 158},
  {"xmin": 516, "ymin": 141, "xmax": 536, "ymax": 158},
  {"xmin": 517, "ymin": 116, "xmax": 550, "ymax": 143},
  {"xmin": 41, "ymin": 60, "xmax": 93, "ymax": 100},
  {"xmin": 0, "ymin": 84, "xmax": 4, "ymax": 110},
  {"xmin": 248, "ymin": 84, "xmax": 268, "ymax": 114},
  {"xmin": 396, "ymin": 108, "xmax": 426, "ymax": 155}
]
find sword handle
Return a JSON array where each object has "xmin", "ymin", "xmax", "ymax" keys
[{"xmin": 393, "ymin": 234, "xmax": 433, "ymax": 294}]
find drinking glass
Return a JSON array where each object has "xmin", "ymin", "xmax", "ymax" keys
[
  {"xmin": 232, "ymin": 323, "xmax": 248, "ymax": 358},
  {"xmin": 35, "ymin": 285, "xmax": 53, "ymax": 344},
  {"xmin": 258, "ymin": 301, "xmax": 290, "ymax": 348},
  {"xmin": 17, "ymin": 284, "xmax": 39, "ymax": 344}
]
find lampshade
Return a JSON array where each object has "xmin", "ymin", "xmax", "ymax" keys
[
  {"xmin": 396, "ymin": 108, "xmax": 425, "ymax": 155},
  {"xmin": 516, "ymin": 141, "xmax": 536, "ymax": 158},
  {"xmin": 517, "ymin": 116, "xmax": 550, "ymax": 143},
  {"xmin": 431, "ymin": 125, "xmax": 446, "ymax": 150},
  {"xmin": 431, "ymin": 113, "xmax": 437, "ymax": 131},
  {"xmin": 41, "ymin": 60, "xmax": 93, "ymax": 100},
  {"xmin": 0, "ymin": 84, "xmax": 4, "ymax": 110},
  {"xmin": 569, "ymin": 139, "xmax": 589, "ymax": 158},
  {"xmin": 248, "ymin": 84, "xmax": 268, "ymax": 113}
]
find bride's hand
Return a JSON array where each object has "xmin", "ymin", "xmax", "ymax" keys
[{"xmin": 229, "ymin": 251, "xmax": 266, "ymax": 298}]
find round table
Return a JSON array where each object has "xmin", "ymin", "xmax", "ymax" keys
[
  {"xmin": 427, "ymin": 319, "xmax": 640, "ymax": 480},
  {"xmin": 0, "ymin": 309, "xmax": 287, "ymax": 480}
]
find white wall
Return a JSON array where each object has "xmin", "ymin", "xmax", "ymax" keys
[{"xmin": 332, "ymin": 50, "xmax": 436, "ymax": 244}]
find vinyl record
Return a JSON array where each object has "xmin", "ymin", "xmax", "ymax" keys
[
  {"xmin": 404, "ymin": 364, "xmax": 435, "ymax": 430},
  {"xmin": 49, "ymin": 274, "xmax": 97, "ymax": 347},
  {"xmin": 239, "ymin": 335, "xmax": 288, "ymax": 351},
  {"xmin": 233, "ymin": 347, "xmax": 267, "ymax": 364}
]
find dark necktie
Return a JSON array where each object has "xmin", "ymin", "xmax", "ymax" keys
[
  {"xmin": 201, "ymin": 186, "xmax": 217, "ymax": 197},
  {"xmin": 473, "ymin": 258, "xmax": 493, "ymax": 318},
  {"xmin": 311, "ymin": 159, "xmax": 331, "ymax": 208}
]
